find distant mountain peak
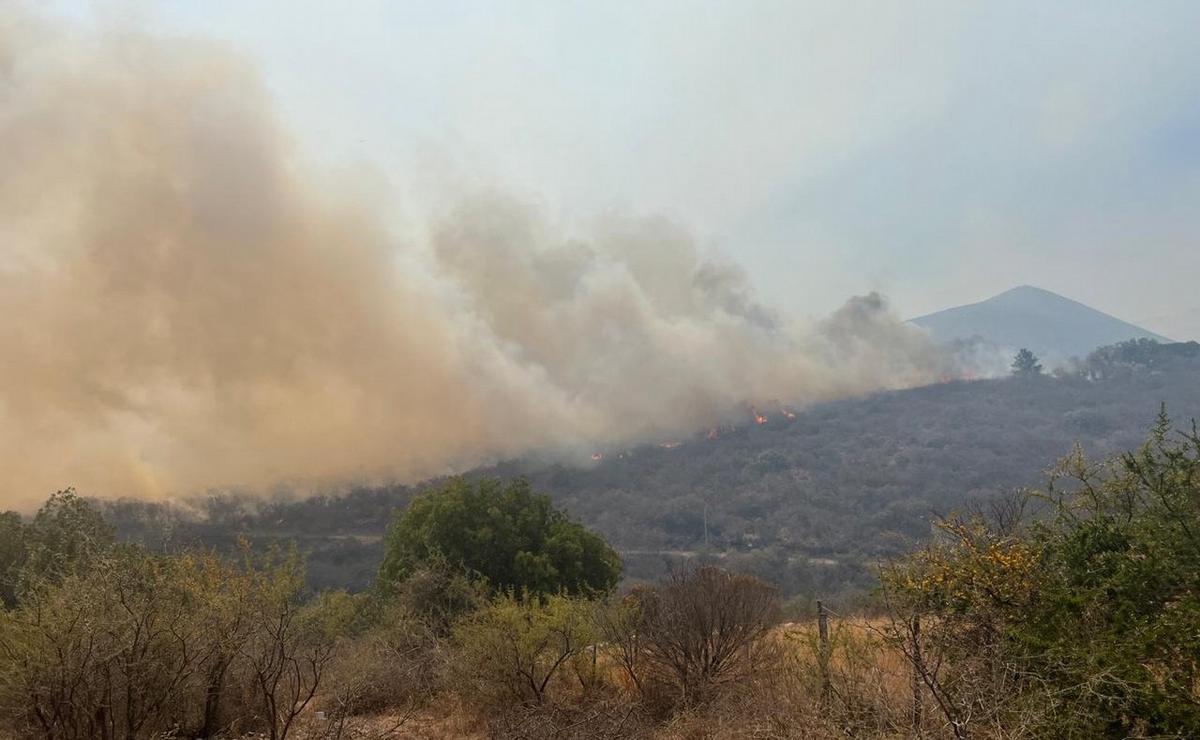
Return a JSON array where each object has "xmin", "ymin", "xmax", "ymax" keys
[{"xmin": 911, "ymin": 285, "xmax": 1169, "ymax": 362}]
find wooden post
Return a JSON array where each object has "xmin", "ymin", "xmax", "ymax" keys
[
  {"xmin": 817, "ymin": 600, "xmax": 831, "ymax": 705},
  {"xmin": 911, "ymin": 614, "xmax": 923, "ymax": 736}
]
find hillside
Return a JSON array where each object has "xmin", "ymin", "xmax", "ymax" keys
[
  {"xmin": 911, "ymin": 285, "xmax": 1169, "ymax": 363},
  {"xmin": 101, "ymin": 340, "xmax": 1200, "ymax": 604}
]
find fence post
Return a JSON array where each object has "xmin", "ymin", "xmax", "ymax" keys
[
  {"xmin": 817, "ymin": 599, "xmax": 831, "ymax": 705},
  {"xmin": 911, "ymin": 614, "xmax": 923, "ymax": 736}
]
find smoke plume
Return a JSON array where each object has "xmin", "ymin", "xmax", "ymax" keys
[{"xmin": 0, "ymin": 10, "xmax": 952, "ymax": 508}]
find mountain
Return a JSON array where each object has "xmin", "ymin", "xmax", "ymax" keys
[{"xmin": 910, "ymin": 285, "xmax": 1170, "ymax": 363}]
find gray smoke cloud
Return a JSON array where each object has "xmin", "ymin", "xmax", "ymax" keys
[{"xmin": 0, "ymin": 9, "xmax": 954, "ymax": 508}]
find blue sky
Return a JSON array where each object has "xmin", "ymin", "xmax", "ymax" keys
[{"xmin": 47, "ymin": 1, "xmax": 1200, "ymax": 338}]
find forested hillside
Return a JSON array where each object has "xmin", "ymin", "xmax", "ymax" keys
[{"xmin": 102, "ymin": 341, "xmax": 1200, "ymax": 602}]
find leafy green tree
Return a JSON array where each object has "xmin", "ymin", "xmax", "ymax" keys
[
  {"xmin": 22, "ymin": 488, "xmax": 113, "ymax": 580},
  {"xmin": 1010, "ymin": 347, "xmax": 1043, "ymax": 376},
  {"xmin": 1081, "ymin": 338, "xmax": 1200, "ymax": 380},
  {"xmin": 378, "ymin": 478, "xmax": 621, "ymax": 598},
  {"xmin": 0, "ymin": 489, "xmax": 113, "ymax": 607}
]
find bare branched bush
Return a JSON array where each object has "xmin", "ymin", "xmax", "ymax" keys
[
  {"xmin": 611, "ymin": 566, "xmax": 781, "ymax": 709},
  {"xmin": 231, "ymin": 553, "xmax": 349, "ymax": 740},
  {"xmin": 0, "ymin": 542, "xmax": 355, "ymax": 740},
  {"xmin": 0, "ymin": 551, "xmax": 244, "ymax": 739},
  {"xmin": 382, "ymin": 555, "xmax": 489, "ymax": 636},
  {"xmin": 321, "ymin": 601, "xmax": 442, "ymax": 721}
]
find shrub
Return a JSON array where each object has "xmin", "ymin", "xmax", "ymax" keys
[
  {"xmin": 450, "ymin": 592, "xmax": 598, "ymax": 710},
  {"xmin": 0, "ymin": 536, "xmax": 348, "ymax": 740},
  {"xmin": 321, "ymin": 599, "xmax": 443, "ymax": 718},
  {"xmin": 387, "ymin": 554, "xmax": 489, "ymax": 634},
  {"xmin": 884, "ymin": 412, "xmax": 1200, "ymax": 737},
  {"xmin": 610, "ymin": 566, "xmax": 781, "ymax": 707},
  {"xmin": 378, "ymin": 477, "xmax": 621, "ymax": 598},
  {"xmin": 0, "ymin": 549, "xmax": 245, "ymax": 739}
]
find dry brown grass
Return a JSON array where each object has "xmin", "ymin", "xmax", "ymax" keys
[
  {"xmin": 279, "ymin": 693, "xmax": 486, "ymax": 739},
  {"xmin": 640, "ymin": 618, "xmax": 917, "ymax": 739},
  {"xmin": 291, "ymin": 617, "xmax": 981, "ymax": 739}
]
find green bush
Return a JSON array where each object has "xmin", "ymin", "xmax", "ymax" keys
[
  {"xmin": 378, "ymin": 477, "xmax": 621, "ymax": 598},
  {"xmin": 1014, "ymin": 412, "xmax": 1200, "ymax": 735},
  {"xmin": 885, "ymin": 410, "xmax": 1200, "ymax": 737},
  {"xmin": 449, "ymin": 592, "xmax": 599, "ymax": 709},
  {"xmin": 0, "ymin": 526, "xmax": 347, "ymax": 740}
]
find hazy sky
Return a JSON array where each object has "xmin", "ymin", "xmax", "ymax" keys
[{"xmin": 47, "ymin": 1, "xmax": 1200, "ymax": 339}]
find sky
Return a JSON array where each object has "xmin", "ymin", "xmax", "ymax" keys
[{"xmin": 43, "ymin": 1, "xmax": 1200, "ymax": 338}]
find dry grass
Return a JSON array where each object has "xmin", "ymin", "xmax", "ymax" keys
[
  {"xmin": 281, "ymin": 693, "xmax": 486, "ymax": 739},
  {"xmin": 641, "ymin": 618, "xmax": 918, "ymax": 740},
  {"xmin": 289, "ymin": 617, "xmax": 972, "ymax": 739}
]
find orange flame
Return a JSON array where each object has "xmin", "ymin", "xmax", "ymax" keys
[{"xmin": 937, "ymin": 371, "xmax": 979, "ymax": 384}]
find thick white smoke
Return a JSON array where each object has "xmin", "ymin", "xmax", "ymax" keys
[{"xmin": 0, "ymin": 10, "xmax": 953, "ymax": 508}]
